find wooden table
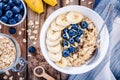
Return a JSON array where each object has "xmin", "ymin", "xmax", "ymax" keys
[{"xmin": 0, "ymin": 0, "xmax": 94, "ymax": 80}]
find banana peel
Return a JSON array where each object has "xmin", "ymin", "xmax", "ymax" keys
[
  {"xmin": 43, "ymin": 0, "xmax": 57, "ymax": 6},
  {"xmin": 25, "ymin": 0, "xmax": 44, "ymax": 14}
]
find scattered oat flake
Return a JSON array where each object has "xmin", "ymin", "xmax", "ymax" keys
[
  {"xmin": 3, "ymin": 75, "xmax": 7, "ymax": 79},
  {"xmin": 19, "ymin": 77, "xmax": 24, "ymax": 80},
  {"xmin": 28, "ymin": 33, "xmax": 31, "ymax": 36},
  {"xmin": 18, "ymin": 31, "xmax": 22, "ymax": 35},
  {"xmin": 28, "ymin": 20, "xmax": 34, "ymax": 26},
  {"xmin": 81, "ymin": 0, "xmax": 85, "ymax": 1},
  {"xmin": 35, "ymin": 25, "xmax": 39, "ymax": 28},
  {"xmin": 33, "ymin": 30, "xmax": 38, "ymax": 34},
  {"xmin": 28, "ymin": 54, "xmax": 32, "ymax": 57},
  {"xmin": 34, "ymin": 38, "xmax": 37, "ymax": 40},
  {"xmin": 33, "ymin": 42, "xmax": 37, "ymax": 45},
  {"xmin": 35, "ymin": 21, "xmax": 39, "ymax": 25},
  {"xmin": 88, "ymin": 1, "xmax": 93, "ymax": 5},
  {"xmin": 23, "ymin": 39, "xmax": 26, "ymax": 43},
  {"xmin": 29, "ymin": 36, "xmax": 35, "ymax": 40},
  {"xmin": 5, "ymin": 71, "xmax": 10, "ymax": 75},
  {"xmin": 9, "ymin": 76, "xmax": 13, "ymax": 80},
  {"xmin": 27, "ymin": 29, "xmax": 31, "ymax": 33},
  {"xmin": 21, "ymin": 28, "xmax": 25, "ymax": 31},
  {"xmin": 66, "ymin": 0, "xmax": 70, "ymax": 4},
  {"xmin": 17, "ymin": 72, "xmax": 20, "ymax": 76},
  {"xmin": 0, "ymin": 25, "xmax": 2, "ymax": 29}
]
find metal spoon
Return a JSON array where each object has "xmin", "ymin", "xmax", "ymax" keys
[{"xmin": 87, "ymin": 4, "xmax": 113, "ymax": 65}]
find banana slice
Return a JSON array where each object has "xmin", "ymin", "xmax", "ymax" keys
[
  {"xmin": 56, "ymin": 14, "xmax": 70, "ymax": 27},
  {"xmin": 47, "ymin": 43, "xmax": 62, "ymax": 53},
  {"xmin": 51, "ymin": 21, "xmax": 66, "ymax": 31},
  {"xmin": 66, "ymin": 11, "xmax": 83, "ymax": 24},
  {"xmin": 47, "ymin": 27, "xmax": 61, "ymax": 41},
  {"xmin": 46, "ymin": 37, "xmax": 62, "ymax": 47},
  {"xmin": 55, "ymin": 57, "xmax": 67, "ymax": 68},
  {"xmin": 48, "ymin": 51, "xmax": 62, "ymax": 62}
]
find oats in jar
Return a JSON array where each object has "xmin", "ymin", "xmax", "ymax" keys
[
  {"xmin": 46, "ymin": 11, "xmax": 100, "ymax": 67},
  {"xmin": 0, "ymin": 36, "xmax": 16, "ymax": 69}
]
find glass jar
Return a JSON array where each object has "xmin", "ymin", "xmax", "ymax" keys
[{"xmin": 0, "ymin": 33, "xmax": 28, "ymax": 73}]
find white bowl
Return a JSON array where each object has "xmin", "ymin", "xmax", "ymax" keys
[
  {"xmin": 0, "ymin": 0, "xmax": 27, "ymax": 27},
  {"xmin": 40, "ymin": 5, "xmax": 109, "ymax": 74}
]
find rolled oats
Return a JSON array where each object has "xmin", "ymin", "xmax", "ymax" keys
[{"xmin": 0, "ymin": 37, "xmax": 16, "ymax": 69}]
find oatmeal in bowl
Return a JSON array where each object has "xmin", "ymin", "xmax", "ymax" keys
[{"xmin": 40, "ymin": 5, "xmax": 109, "ymax": 74}]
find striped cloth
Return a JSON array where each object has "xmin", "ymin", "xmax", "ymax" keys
[{"xmin": 68, "ymin": 0, "xmax": 120, "ymax": 80}]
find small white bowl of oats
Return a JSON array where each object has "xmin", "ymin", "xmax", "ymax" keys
[{"xmin": 40, "ymin": 5, "xmax": 109, "ymax": 74}]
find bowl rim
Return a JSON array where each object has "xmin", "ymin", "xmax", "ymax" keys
[
  {"xmin": 0, "ymin": 0, "xmax": 27, "ymax": 27},
  {"xmin": 40, "ymin": 5, "xmax": 109, "ymax": 74}
]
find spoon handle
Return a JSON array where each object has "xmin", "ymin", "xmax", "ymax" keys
[
  {"xmin": 96, "ymin": 4, "xmax": 113, "ymax": 44},
  {"xmin": 42, "ymin": 72, "xmax": 55, "ymax": 80}
]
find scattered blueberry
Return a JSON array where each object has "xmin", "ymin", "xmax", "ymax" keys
[
  {"xmin": 12, "ymin": 6, "xmax": 20, "ymax": 13},
  {"xmin": 14, "ymin": 14, "xmax": 22, "ymax": 22},
  {"xmin": 13, "ymin": 0, "xmax": 21, "ymax": 5},
  {"xmin": 62, "ymin": 40, "xmax": 68, "ymax": 47},
  {"xmin": 68, "ymin": 29, "xmax": 76, "ymax": 37},
  {"xmin": 62, "ymin": 33, "xmax": 67, "ymax": 39},
  {"xmin": 62, "ymin": 49, "xmax": 70, "ymax": 57},
  {"xmin": 68, "ymin": 46, "xmax": 76, "ymax": 53},
  {"xmin": 80, "ymin": 21, "xmax": 88, "ymax": 29},
  {"xmin": 0, "ymin": 2, "xmax": 4, "ymax": 9},
  {"xmin": 1, "ymin": 16, "xmax": 8, "ymax": 23},
  {"xmin": 5, "ymin": 10, "xmax": 13, "ymax": 18},
  {"xmin": 0, "ymin": 10, "xmax": 2, "ymax": 17},
  {"xmin": 9, "ymin": 27, "xmax": 16, "ymax": 34},
  {"xmin": 4, "ymin": 4, "xmax": 10, "ymax": 11},
  {"xmin": 71, "ymin": 24, "xmax": 78, "ymax": 30},
  {"xmin": 74, "ymin": 36, "xmax": 80, "ymax": 43},
  {"xmin": 69, "ymin": 38, "xmax": 74, "ymax": 44},
  {"xmin": 28, "ymin": 46, "xmax": 36, "ymax": 53},
  {"xmin": 63, "ymin": 28, "xmax": 69, "ymax": 33},
  {"xmin": 77, "ymin": 29, "xmax": 83, "ymax": 36},
  {"xmin": 9, "ymin": 19, "xmax": 16, "ymax": 24}
]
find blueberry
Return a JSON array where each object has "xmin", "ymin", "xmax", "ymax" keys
[
  {"xmin": 18, "ymin": 2, "xmax": 24, "ymax": 11},
  {"xmin": 14, "ymin": 14, "xmax": 22, "ymax": 22},
  {"xmin": 28, "ymin": 46, "xmax": 36, "ymax": 53},
  {"xmin": 68, "ymin": 29, "xmax": 76, "ymax": 37},
  {"xmin": 2, "ymin": 0, "xmax": 8, "ymax": 3},
  {"xmin": 69, "ymin": 38, "xmax": 74, "ymax": 44},
  {"xmin": 8, "ymin": 0, "xmax": 14, "ymax": 7},
  {"xmin": 9, "ymin": 27, "xmax": 16, "ymax": 34},
  {"xmin": 62, "ymin": 49, "xmax": 70, "ymax": 57},
  {"xmin": 68, "ymin": 46, "xmax": 76, "ymax": 53},
  {"xmin": 13, "ymin": 0, "xmax": 21, "ymax": 5},
  {"xmin": 4, "ymin": 4, "xmax": 10, "ymax": 11},
  {"xmin": 62, "ymin": 33, "xmax": 67, "ymax": 39},
  {"xmin": 71, "ymin": 24, "xmax": 78, "ymax": 30},
  {"xmin": 6, "ymin": 10, "xmax": 13, "ymax": 18},
  {"xmin": 74, "ymin": 36, "xmax": 80, "ymax": 43},
  {"xmin": 63, "ymin": 28, "xmax": 69, "ymax": 33},
  {"xmin": 0, "ymin": 10, "xmax": 2, "ymax": 17},
  {"xmin": 0, "ymin": 2, "xmax": 4, "ymax": 9},
  {"xmin": 9, "ymin": 19, "xmax": 16, "ymax": 24},
  {"xmin": 77, "ymin": 29, "xmax": 83, "ymax": 36},
  {"xmin": 80, "ymin": 21, "xmax": 88, "ymax": 29},
  {"xmin": 12, "ymin": 6, "xmax": 20, "ymax": 13},
  {"xmin": 62, "ymin": 40, "xmax": 68, "ymax": 47},
  {"xmin": 1, "ymin": 16, "xmax": 8, "ymax": 23}
]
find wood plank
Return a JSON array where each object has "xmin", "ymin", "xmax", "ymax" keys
[{"xmin": 80, "ymin": 0, "xmax": 95, "ymax": 9}]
